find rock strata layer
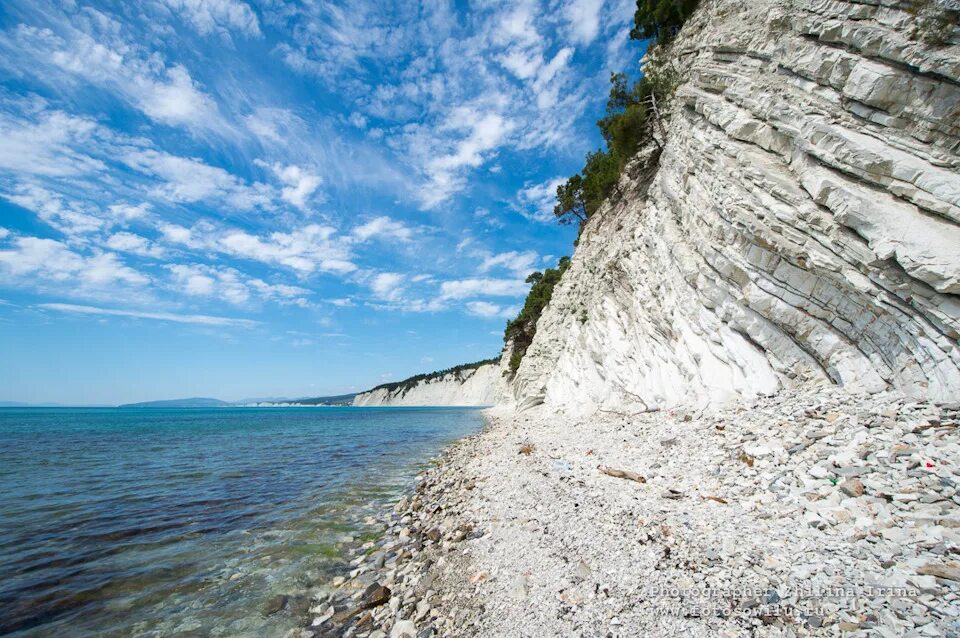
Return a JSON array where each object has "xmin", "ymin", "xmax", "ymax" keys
[
  {"xmin": 352, "ymin": 363, "xmax": 504, "ymax": 407},
  {"xmin": 508, "ymin": 0, "xmax": 960, "ymax": 415}
]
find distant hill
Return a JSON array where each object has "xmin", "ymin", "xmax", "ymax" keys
[
  {"xmin": 235, "ymin": 396, "xmax": 296, "ymax": 405},
  {"xmin": 119, "ymin": 397, "xmax": 232, "ymax": 409}
]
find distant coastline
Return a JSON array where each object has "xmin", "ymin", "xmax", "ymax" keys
[{"xmin": 118, "ymin": 393, "xmax": 357, "ymax": 408}]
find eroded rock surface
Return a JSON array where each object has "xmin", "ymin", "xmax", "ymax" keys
[
  {"xmin": 352, "ymin": 363, "xmax": 505, "ymax": 407},
  {"xmin": 509, "ymin": 0, "xmax": 960, "ymax": 415}
]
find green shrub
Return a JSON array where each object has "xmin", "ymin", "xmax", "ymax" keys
[
  {"xmin": 554, "ymin": 66, "xmax": 679, "ymax": 229},
  {"xmin": 504, "ymin": 256, "xmax": 572, "ymax": 372},
  {"xmin": 516, "ymin": 0, "xmax": 697, "ymax": 373},
  {"xmin": 371, "ymin": 357, "xmax": 500, "ymax": 393},
  {"xmin": 630, "ymin": 0, "xmax": 700, "ymax": 43}
]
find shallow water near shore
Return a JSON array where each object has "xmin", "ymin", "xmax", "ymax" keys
[{"xmin": 0, "ymin": 406, "xmax": 485, "ymax": 637}]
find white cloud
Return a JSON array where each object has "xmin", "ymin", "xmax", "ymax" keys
[
  {"xmin": 0, "ymin": 237, "xmax": 79, "ymax": 279},
  {"xmin": 352, "ymin": 216, "xmax": 413, "ymax": 242},
  {"xmin": 479, "ymin": 250, "xmax": 540, "ymax": 277},
  {"xmin": 473, "ymin": 207, "xmax": 504, "ymax": 228},
  {"xmin": 439, "ymin": 278, "xmax": 528, "ymax": 300},
  {"xmin": 3, "ymin": 183, "xmax": 103, "ymax": 236},
  {"xmin": 106, "ymin": 232, "xmax": 166, "ymax": 258},
  {"xmin": 243, "ymin": 107, "xmax": 303, "ymax": 144},
  {"xmin": 494, "ymin": 2, "xmax": 544, "ymax": 49},
  {"xmin": 530, "ymin": 47, "xmax": 574, "ymax": 110},
  {"xmin": 159, "ymin": 0, "xmax": 261, "ymax": 37},
  {"xmin": 167, "ymin": 263, "xmax": 310, "ymax": 306},
  {"xmin": 0, "ymin": 109, "xmax": 105, "ymax": 177},
  {"xmin": 140, "ymin": 65, "xmax": 221, "ymax": 129},
  {"xmin": 563, "ymin": 0, "xmax": 605, "ymax": 45},
  {"xmin": 420, "ymin": 109, "xmax": 515, "ymax": 207},
  {"xmin": 329, "ymin": 298, "xmax": 355, "ymax": 307},
  {"xmin": 516, "ymin": 176, "xmax": 565, "ymax": 222},
  {"xmin": 157, "ymin": 221, "xmax": 356, "ymax": 275},
  {"xmin": 498, "ymin": 48, "xmax": 542, "ymax": 80},
  {"xmin": 369, "ymin": 272, "xmax": 404, "ymax": 301},
  {"xmin": 349, "ymin": 112, "xmax": 368, "ymax": 129},
  {"xmin": 170, "ymin": 264, "xmax": 217, "ymax": 296},
  {"xmin": 466, "ymin": 300, "xmax": 520, "ymax": 318},
  {"xmin": 274, "ymin": 0, "xmax": 620, "ymax": 206},
  {"xmin": 108, "ymin": 202, "xmax": 152, "ymax": 222},
  {"xmin": 248, "ymin": 278, "xmax": 310, "ymax": 302},
  {"xmin": 259, "ymin": 161, "xmax": 323, "ymax": 210},
  {"xmin": 0, "ymin": 228, "xmax": 9, "ymax": 239},
  {"xmin": 0, "ymin": 236, "xmax": 147, "ymax": 287},
  {"xmin": 122, "ymin": 149, "xmax": 272, "ymax": 209},
  {"xmin": 84, "ymin": 253, "xmax": 150, "ymax": 285},
  {"xmin": 604, "ymin": 26, "xmax": 632, "ymax": 71},
  {"xmin": 218, "ymin": 225, "xmax": 356, "ymax": 274},
  {"xmin": 0, "ymin": 0, "xmax": 636, "ymax": 330},
  {"xmin": 37, "ymin": 302, "xmax": 258, "ymax": 327},
  {"xmin": 2, "ymin": 24, "xmax": 222, "ymax": 132},
  {"xmin": 158, "ymin": 222, "xmax": 197, "ymax": 246}
]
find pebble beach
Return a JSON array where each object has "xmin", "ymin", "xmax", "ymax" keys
[{"xmin": 300, "ymin": 386, "xmax": 960, "ymax": 637}]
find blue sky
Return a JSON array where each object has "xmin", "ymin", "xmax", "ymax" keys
[{"xmin": 0, "ymin": 0, "xmax": 643, "ymax": 405}]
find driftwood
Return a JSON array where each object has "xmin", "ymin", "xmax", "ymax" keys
[
  {"xmin": 912, "ymin": 420, "xmax": 958, "ymax": 434},
  {"xmin": 598, "ymin": 408, "xmax": 651, "ymax": 418},
  {"xmin": 702, "ymin": 495, "xmax": 728, "ymax": 505},
  {"xmin": 644, "ymin": 92, "xmax": 665, "ymax": 149},
  {"xmin": 917, "ymin": 562, "xmax": 960, "ymax": 582},
  {"xmin": 598, "ymin": 465, "xmax": 646, "ymax": 484}
]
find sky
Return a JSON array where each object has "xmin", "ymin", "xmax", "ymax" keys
[{"xmin": 0, "ymin": 0, "xmax": 644, "ymax": 405}]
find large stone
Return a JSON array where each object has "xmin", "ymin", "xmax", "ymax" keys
[
  {"xmin": 390, "ymin": 619, "xmax": 417, "ymax": 638},
  {"xmin": 262, "ymin": 594, "xmax": 288, "ymax": 616},
  {"xmin": 839, "ymin": 479, "xmax": 865, "ymax": 497},
  {"xmin": 918, "ymin": 562, "xmax": 960, "ymax": 582},
  {"xmin": 361, "ymin": 583, "xmax": 392, "ymax": 609}
]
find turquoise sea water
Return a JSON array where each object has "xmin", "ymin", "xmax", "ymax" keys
[{"xmin": 0, "ymin": 406, "xmax": 485, "ymax": 637}]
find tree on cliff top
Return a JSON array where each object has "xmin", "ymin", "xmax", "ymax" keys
[
  {"xmin": 630, "ymin": 0, "xmax": 700, "ymax": 42},
  {"xmin": 509, "ymin": 0, "xmax": 698, "ymax": 373},
  {"xmin": 552, "ymin": 1, "xmax": 695, "ymax": 232}
]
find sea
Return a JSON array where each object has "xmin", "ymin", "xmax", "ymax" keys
[{"xmin": 0, "ymin": 406, "xmax": 485, "ymax": 636}]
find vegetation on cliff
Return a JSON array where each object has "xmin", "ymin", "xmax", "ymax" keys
[
  {"xmin": 630, "ymin": 0, "xmax": 700, "ymax": 41},
  {"xmin": 506, "ymin": 0, "xmax": 698, "ymax": 373},
  {"xmin": 369, "ymin": 358, "xmax": 500, "ymax": 394},
  {"xmin": 503, "ymin": 257, "xmax": 571, "ymax": 372},
  {"xmin": 553, "ymin": 0, "xmax": 696, "ymax": 228}
]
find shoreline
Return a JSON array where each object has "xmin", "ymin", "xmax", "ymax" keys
[
  {"xmin": 297, "ymin": 387, "xmax": 959, "ymax": 637},
  {"xmin": 292, "ymin": 409, "xmax": 498, "ymax": 638}
]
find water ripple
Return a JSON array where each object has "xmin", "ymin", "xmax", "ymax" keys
[{"xmin": 0, "ymin": 406, "xmax": 482, "ymax": 637}]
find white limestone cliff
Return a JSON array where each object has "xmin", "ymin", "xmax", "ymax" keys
[
  {"xmin": 506, "ymin": 0, "xmax": 960, "ymax": 415},
  {"xmin": 352, "ymin": 363, "xmax": 504, "ymax": 406}
]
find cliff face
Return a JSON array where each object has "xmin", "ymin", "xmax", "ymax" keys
[
  {"xmin": 352, "ymin": 363, "xmax": 504, "ymax": 406},
  {"xmin": 507, "ymin": 0, "xmax": 960, "ymax": 414}
]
